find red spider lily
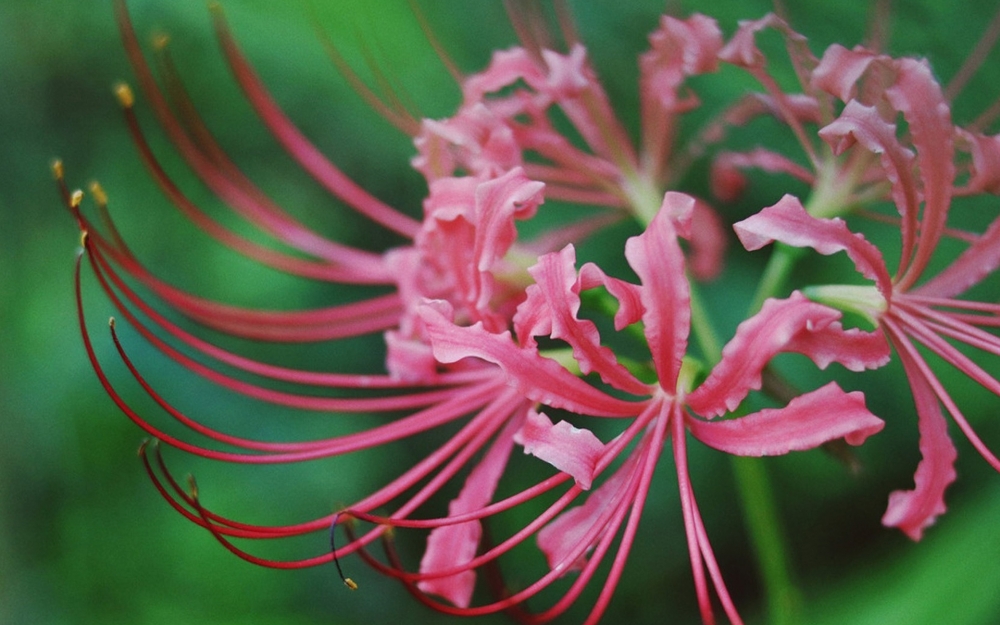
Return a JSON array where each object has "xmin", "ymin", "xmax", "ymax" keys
[
  {"xmin": 413, "ymin": 11, "xmax": 729, "ymax": 280},
  {"xmin": 710, "ymin": 6, "xmax": 1000, "ymax": 218},
  {"xmin": 59, "ymin": 1, "xmax": 763, "ymax": 623},
  {"xmin": 418, "ymin": 192, "xmax": 887, "ymax": 624},
  {"xmin": 59, "ymin": 0, "xmax": 561, "ymax": 596},
  {"xmin": 734, "ymin": 50, "xmax": 1000, "ymax": 540}
]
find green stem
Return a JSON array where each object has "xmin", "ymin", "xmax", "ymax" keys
[
  {"xmin": 687, "ymin": 279, "xmax": 722, "ymax": 365},
  {"xmin": 732, "ymin": 456, "xmax": 802, "ymax": 625},
  {"xmin": 749, "ymin": 242, "xmax": 805, "ymax": 314},
  {"xmin": 736, "ymin": 218, "xmax": 814, "ymax": 624}
]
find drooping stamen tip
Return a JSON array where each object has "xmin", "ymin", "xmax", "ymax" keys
[
  {"xmin": 70, "ymin": 189, "xmax": 84, "ymax": 209},
  {"xmin": 151, "ymin": 31, "xmax": 170, "ymax": 51},
  {"xmin": 186, "ymin": 474, "xmax": 199, "ymax": 499},
  {"xmin": 89, "ymin": 181, "xmax": 108, "ymax": 207},
  {"xmin": 137, "ymin": 438, "xmax": 151, "ymax": 457},
  {"xmin": 79, "ymin": 230, "xmax": 89, "ymax": 249},
  {"xmin": 114, "ymin": 82, "xmax": 135, "ymax": 109},
  {"xmin": 51, "ymin": 159, "xmax": 64, "ymax": 181},
  {"xmin": 109, "ymin": 316, "xmax": 117, "ymax": 329},
  {"xmin": 330, "ymin": 511, "xmax": 359, "ymax": 591}
]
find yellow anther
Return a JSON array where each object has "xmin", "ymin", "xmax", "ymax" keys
[
  {"xmin": 79, "ymin": 230, "xmax": 89, "ymax": 248},
  {"xmin": 151, "ymin": 32, "xmax": 170, "ymax": 51},
  {"xmin": 70, "ymin": 189, "xmax": 84, "ymax": 208},
  {"xmin": 114, "ymin": 82, "xmax": 135, "ymax": 108},
  {"xmin": 109, "ymin": 316, "xmax": 117, "ymax": 329},
  {"xmin": 89, "ymin": 181, "xmax": 108, "ymax": 206},
  {"xmin": 343, "ymin": 578, "xmax": 358, "ymax": 591},
  {"xmin": 52, "ymin": 159, "xmax": 64, "ymax": 181}
]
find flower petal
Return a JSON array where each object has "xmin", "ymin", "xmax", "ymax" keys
[
  {"xmin": 514, "ymin": 409, "xmax": 605, "ymax": 490},
  {"xmin": 885, "ymin": 58, "xmax": 955, "ymax": 289},
  {"xmin": 536, "ymin": 454, "xmax": 635, "ymax": 574},
  {"xmin": 810, "ymin": 44, "xmax": 878, "ymax": 102},
  {"xmin": 956, "ymin": 129, "xmax": 1000, "ymax": 195},
  {"xmin": 734, "ymin": 194, "xmax": 893, "ymax": 296},
  {"xmin": 880, "ymin": 324, "xmax": 958, "ymax": 541},
  {"xmin": 718, "ymin": 14, "xmax": 785, "ymax": 68},
  {"xmin": 418, "ymin": 416, "xmax": 521, "ymax": 607},
  {"xmin": 420, "ymin": 303, "xmax": 642, "ymax": 417},
  {"xmin": 687, "ymin": 292, "xmax": 842, "ymax": 418},
  {"xmin": 687, "ymin": 382, "xmax": 884, "ymax": 455},
  {"xmin": 516, "ymin": 246, "xmax": 649, "ymax": 395},
  {"xmin": 784, "ymin": 321, "xmax": 891, "ymax": 371},
  {"xmin": 625, "ymin": 192, "xmax": 692, "ymax": 389},
  {"xmin": 819, "ymin": 100, "xmax": 920, "ymax": 264}
]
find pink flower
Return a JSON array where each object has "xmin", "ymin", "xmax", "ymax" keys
[
  {"xmin": 59, "ymin": 3, "xmax": 751, "ymax": 623},
  {"xmin": 59, "ymin": 0, "xmax": 565, "ymax": 601},
  {"xmin": 418, "ymin": 192, "xmax": 886, "ymax": 623},
  {"xmin": 734, "ymin": 53, "xmax": 1000, "ymax": 540},
  {"xmin": 59, "ymin": 2, "xmax": 952, "ymax": 622},
  {"xmin": 414, "ymin": 12, "xmax": 729, "ymax": 279}
]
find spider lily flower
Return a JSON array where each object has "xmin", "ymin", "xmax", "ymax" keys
[
  {"xmin": 733, "ymin": 50, "xmax": 1000, "ymax": 540},
  {"xmin": 711, "ymin": 7, "xmax": 1000, "ymax": 215},
  {"xmin": 59, "ymin": 0, "xmax": 590, "ymax": 601},
  {"xmin": 416, "ymin": 192, "xmax": 887, "ymax": 624},
  {"xmin": 61, "ymin": 1, "xmax": 757, "ymax": 622},
  {"xmin": 413, "ymin": 10, "xmax": 729, "ymax": 279}
]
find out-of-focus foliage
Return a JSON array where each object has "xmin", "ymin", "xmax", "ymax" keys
[{"xmin": 1, "ymin": 1, "xmax": 998, "ymax": 624}]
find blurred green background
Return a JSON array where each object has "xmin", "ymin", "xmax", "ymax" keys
[{"xmin": 2, "ymin": 1, "xmax": 1000, "ymax": 624}]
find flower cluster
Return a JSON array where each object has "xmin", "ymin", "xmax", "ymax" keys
[{"xmin": 60, "ymin": 1, "xmax": 1000, "ymax": 623}]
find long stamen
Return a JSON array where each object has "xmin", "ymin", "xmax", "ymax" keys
[{"xmin": 330, "ymin": 513, "xmax": 359, "ymax": 590}]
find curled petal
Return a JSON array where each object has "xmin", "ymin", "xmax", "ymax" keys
[
  {"xmin": 819, "ymin": 101, "xmax": 921, "ymax": 255},
  {"xmin": 578, "ymin": 262, "xmax": 645, "ymax": 330},
  {"xmin": 956, "ymin": 130, "xmax": 1000, "ymax": 195},
  {"xmin": 810, "ymin": 44, "xmax": 878, "ymax": 102},
  {"xmin": 537, "ymin": 456, "xmax": 634, "ymax": 575},
  {"xmin": 784, "ymin": 322, "xmax": 891, "ymax": 372},
  {"xmin": 473, "ymin": 167, "xmax": 545, "ymax": 275},
  {"xmin": 686, "ymin": 292, "xmax": 843, "ymax": 418},
  {"xmin": 516, "ymin": 246, "xmax": 648, "ymax": 395},
  {"xmin": 413, "ymin": 104, "xmax": 522, "ymax": 181},
  {"xmin": 885, "ymin": 58, "xmax": 954, "ymax": 288},
  {"xmin": 713, "ymin": 148, "xmax": 816, "ymax": 190},
  {"xmin": 734, "ymin": 194, "xmax": 893, "ymax": 296},
  {"xmin": 542, "ymin": 45, "xmax": 592, "ymax": 98},
  {"xmin": 418, "ymin": 417, "xmax": 521, "ymax": 607},
  {"xmin": 420, "ymin": 303, "xmax": 641, "ymax": 417},
  {"xmin": 384, "ymin": 330, "xmax": 438, "ymax": 382},
  {"xmin": 881, "ymin": 325, "xmax": 958, "ymax": 541},
  {"xmin": 514, "ymin": 409, "xmax": 604, "ymax": 490},
  {"xmin": 625, "ymin": 192, "xmax": 692, "ymax": 388},
  {"xmin": 640, "ymin": 14, "xmax": 722, "ymax": 113},
  {"xmin": 687, "ymin": 382, "xmax": 884, "ymax": 456},
  {"xmin": 462, "ymin": 47, "xmax": 547, "ymax": 105},
  {"xmin": 718, "ymin": 14, "xmax": 786, "ymax": 68}
]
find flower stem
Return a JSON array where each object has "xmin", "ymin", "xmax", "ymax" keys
[
  {"xmin": 737, "ymin": 233, "xmax": 810, "ymax": 623},
  {"xmin": 731, "ymin": 455, "xmax": 802, "ymax": 624},
  {"xmin": 749, "ymin": 242, "xmax": 804, "ymax": 313},
  {"xmin": 687, "ymin": 278, "xmax": 722, "ymax": 366}
]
